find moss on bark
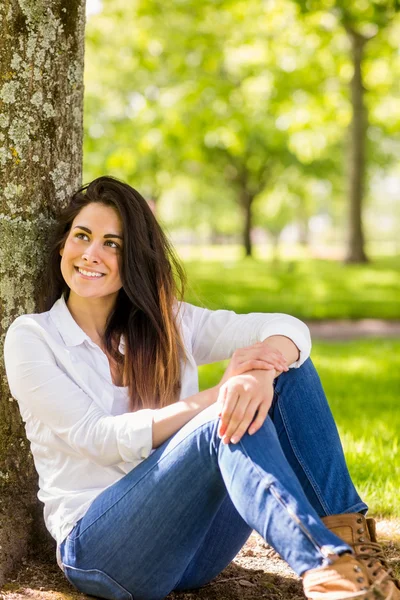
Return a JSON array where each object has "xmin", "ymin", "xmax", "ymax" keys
[{"xmin": 0, "ymin": 0, "xmax": 85, "ymax": 586}]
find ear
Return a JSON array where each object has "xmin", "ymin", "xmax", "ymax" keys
[{"xmin": 59, "ymin": 247, "xmax": 64, "ymax": 257}]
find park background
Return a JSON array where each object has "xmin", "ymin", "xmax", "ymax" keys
[
  {"xmin": 0, "ymin": 0, "xmax": 399, "ymax": 598},
  {"xmin": 84, "ymin": 0, "xmax": 400, "ymax": 518}
]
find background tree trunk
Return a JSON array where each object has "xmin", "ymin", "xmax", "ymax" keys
[
  {"xmin": 345, "ymin": 28, "xmax": 369, "ymax": 263},
  {"xmin": 0, "ymin": 0, "xmax": 85, "ymax": 586},
  {"xmin": 240, "ymin": 188, "xmax": 254, "ymax": 257}
]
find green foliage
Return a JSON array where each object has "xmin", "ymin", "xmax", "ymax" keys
[
  {"xmin": 290, "ymin": 0, "xmax": 400, "ymax": 194},
  {"xmin": 295, "ymin": 0, "xmax": 400, "ymax": 32},
  {"xmin": 83, "ymin": 1, "xmax": 400, "ymax": 244}
]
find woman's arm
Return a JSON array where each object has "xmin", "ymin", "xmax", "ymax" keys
[
  {"xmin": 261, "ymin": 335, "xmax": 300, "ymax": 373},
  {"xmin": 179, "ymin": 302, "xmax": 311, "ymax": 368},
  {"xmin": 152, "ymin": 335, "xmax": 301, "ymax": 449},
  {"xmin": 4, "ymin": 321, "xmax": 156, "ymax": 466},
  {"xmin": 4, "ymin": 319, "xmax": 221, "ymax": 456},
  {"xmin": 151, "ymin": 385, "xmax": 219, "ymax": 448}
]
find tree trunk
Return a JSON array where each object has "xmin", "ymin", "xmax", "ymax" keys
[
  {"xmin": 345, "ymin": 28, "xmax": 369, "ymax": 264},
  {"xmin": 0, "ymin": 0, "xmax": 85, "ymax": 585},
  {"xmin": 240, "ymin": 188, "xmax": 254, "ymax": 257},
  {"xmin": 271, "ymin": 233, "xmax": 280, "ymax": 263},
  {"xmin": 297, "ymin": 217, "xmax": 309, "ymax": 247}
]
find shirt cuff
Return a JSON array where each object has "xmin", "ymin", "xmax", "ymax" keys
[
  {"xmin": 116, "ymin": 408, "xmax": 154, "ymax": 462},
  {"xmin": 259, "ymin": 319, "xmax": 312, "ymax": 368}
]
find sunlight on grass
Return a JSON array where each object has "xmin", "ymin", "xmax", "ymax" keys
[
  {"xmin": 185, "ymin": 249, "xmax": 400, "ymax": 515},
  {"xmin": 314, "ymin": 339, "xmax": 400, "ymax": 517},
  {"xmin": 179, "ymin": 248, "xmax": 400, "ymax": 319},
  {"xmin": 198, "ymin": 339, "xmax": 400, "ymax": 517}
]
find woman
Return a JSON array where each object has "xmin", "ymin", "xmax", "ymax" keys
[{"xmin": 4, "ymin": 177, "xmax": 398, "ymax": 600}]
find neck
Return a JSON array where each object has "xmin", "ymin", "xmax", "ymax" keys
[{"xmin": 66, "ymin": 291, "xmax": 117, "ymax": 346}]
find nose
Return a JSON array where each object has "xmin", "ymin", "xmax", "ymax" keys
[
  {"xmin": 82, "ymin": 255, "xmax": 99, "ymax": 263},
  {"xmin": 82, "ymin": 243, "xmax": 101, "ymax": 264}
]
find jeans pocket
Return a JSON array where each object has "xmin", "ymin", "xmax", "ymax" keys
[{"xmin": 63, "ymin": 564, "xmax": 133, "ymax": 600}]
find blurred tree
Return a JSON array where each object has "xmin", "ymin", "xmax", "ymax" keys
[
  {"xmin": 84, "ymin": 0, "xmax": 400, "ymax": 257},
  {"xmin": 0, "ymin": 0, "xmax": 85, "ymax": 585},
  {"xmin": 85, "ymin": 0, "xmax": 330, "ymax": 256},
  {"xmin": 293, "ymin": 0, "xmax": 400, "ymax": 263}
]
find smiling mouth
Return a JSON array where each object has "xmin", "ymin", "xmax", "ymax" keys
[{"xmin": 74, "ymin": 266, "xmax": 105, "ymax": 278}]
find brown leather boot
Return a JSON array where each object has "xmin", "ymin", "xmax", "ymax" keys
[
  {"xmin": 303, "ymin": 553, "xmax": 390, "ymax": 599},
  {"xmin": 322, "ymin": 513, "xmax": 400, "ymax": 597}
]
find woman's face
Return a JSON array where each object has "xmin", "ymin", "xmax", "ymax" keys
[{"xmin": 60, "ymin": 203, "xmax": 124, "ymax": 302}]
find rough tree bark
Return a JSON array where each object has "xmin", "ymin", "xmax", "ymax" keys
[
  {"xmin": 345, "ymin": 27, "xmax": 369, "ymax": 263},
  {"xmin": 0, "ymin": 0, "xmax": 85, "ymax": 586}
]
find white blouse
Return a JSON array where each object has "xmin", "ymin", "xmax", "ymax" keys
[{"xmin": 3, "ymin": 294, "xmax": 311, "ymax": 569}]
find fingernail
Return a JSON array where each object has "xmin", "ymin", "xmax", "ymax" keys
[{"xmin": 231, "ymin": 437, "xmax": 238, "ymax": 444}]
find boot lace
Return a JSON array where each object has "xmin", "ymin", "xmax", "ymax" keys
[
  {"xmin": 354, "ymin": 540, "xmax": 399, "ymax": 589},
  {"xmin": 369, "ymin": 570, "xmax": 397, "ymax": 599}
]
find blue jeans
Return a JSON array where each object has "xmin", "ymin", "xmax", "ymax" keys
[{"xmin": 60, "ymin": 358, "xmax": 367, "ymax": 600}]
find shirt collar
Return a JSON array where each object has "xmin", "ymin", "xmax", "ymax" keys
[
  {"xmin": 49, "ymin": 294, "xmax": 91, "ymax": 347},
  {"xmin": 49, "ymin": 293, "xmax": 126, "ymax": 354}
]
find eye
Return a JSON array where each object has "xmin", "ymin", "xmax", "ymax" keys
[
  {"xmin": 105, "ymin": 240, "xmax": 120, "ymax": 249},
  {"xmin": 75, "ymin": 232, "xmax": 89, "ymax": 241}
]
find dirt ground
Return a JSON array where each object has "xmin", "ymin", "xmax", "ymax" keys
[{"xmin": 1, "ymin": 521, "xmax": 400, "ymax": 600}]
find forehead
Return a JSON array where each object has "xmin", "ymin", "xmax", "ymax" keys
[{"xmin": 72, "ymin": 203, "xmax": 122, "ymax": 232}]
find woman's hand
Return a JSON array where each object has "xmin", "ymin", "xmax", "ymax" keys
[
  {"xmin": 217, "ymin": 369, "xmax": 276, "ymax": 445},
  {"xmin": 219, "ymin": 342, "xmax": 288, "ymax": 386}
]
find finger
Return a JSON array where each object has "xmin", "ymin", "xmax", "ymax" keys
[
  {"xmin": 239, "ymin": 349, "xmax": 288, "ymax": 369},
  {"xmin": 257, "ymin": 355, "xmax": 288, "ymax": 372},
  {"xmin": 216, "ymin": 385, "xmax": 227, "ymax": 417},
  {"xmin": 248, "ymin": 401, "xmax": 270, "ymax": 436},
  {"xmin": 229, "ymin": 397, "xmax": 261, "ymax": 444},
  {"xmin": 235, "ymin": 360, "xmax": 276, "ymax": 375},
  {"xmin": 218, "ymin": 388, "xmax": 240, "ymax": 439},
  {"xmin": 260, "ymin": 343, "xmax": 285, "ymax": 358},
  {"xmin": 248, "ymin": 347, "xmax": 288, "ymax": 371},
  {"xmin": 259, "ymin": 351, "xmax": 288, "ymax": 371},
  {"xmin": 239, "ymin": 357, "xmax": 287, "ymax": 374},
  {"xmin": 221, "ymin": 394, "xmax": 252, "ymax": 444}
]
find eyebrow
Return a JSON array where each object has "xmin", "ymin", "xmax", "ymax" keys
[{"xmin": 73, "ymin": 225, "xmax": 123, "ymax": 240}]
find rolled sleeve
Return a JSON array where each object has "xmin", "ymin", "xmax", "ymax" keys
[
  {"xmin": 116, "ymin": 409, "xmax": 154, "ymax": 462},
  {"xmin": 259, "ymin": 315, "xmax": 312, "ymax": 368},
  {"xmin": 180, "ymin": 302, "xmax": 311, "ymax": 367}
]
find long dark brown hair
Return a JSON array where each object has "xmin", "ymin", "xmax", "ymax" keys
[{"xmin": 40, "ymin": 176, "xmax": 187, "ymax": 410}]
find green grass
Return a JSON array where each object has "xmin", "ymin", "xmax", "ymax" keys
[
  {"xmin": 179, "ymin": 249, "xmax": 399, "ymax": 514},
  {"xmin": 198, "ymin": 339, "xmax": 400, "ymax": 517},
  {"xmin": 178, "ymin": 249, "xmax": 400, "ymax": 319}
]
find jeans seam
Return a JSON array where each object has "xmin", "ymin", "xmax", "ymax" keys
[
  {"xmin": 62, "ymin": 564, "xmax": 133, "ymax": 600},
  {"xmin": 235, "ymin": 437, "xmax": 329, "ymax": 559},
  {"xmin": 276, "ymin": 391, "xmax": 332, "ymax": 516},
  {"xmin": 76, "ymin": 414, "xmax": 219, "ymax": 539}
]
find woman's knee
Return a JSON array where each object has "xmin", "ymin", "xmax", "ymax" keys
[{"xmin": 274, "ymin": 357, "xmax": 320, "ymax": 391}]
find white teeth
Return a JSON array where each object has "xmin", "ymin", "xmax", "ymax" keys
[{"xmin": 78, "ymin": 268, "xmax": 103, "ymax": 278}]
